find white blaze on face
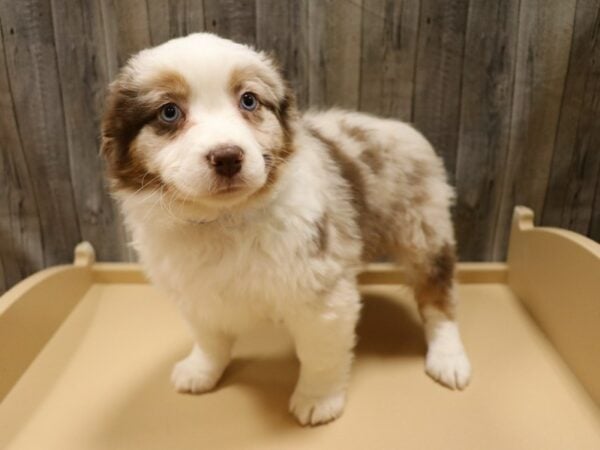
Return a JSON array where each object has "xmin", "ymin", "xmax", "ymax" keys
[
  {"xmin": 120, "ymin": 33, "xmax": 290, "ymax": 208},
  {"xmin": 147, "ymin": 98, "xmax": 268, "ymax": 201}
]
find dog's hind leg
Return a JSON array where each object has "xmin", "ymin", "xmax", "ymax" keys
[{"xmin": 392, "ymin": 209, "xmax": 471, "ymax": 390}]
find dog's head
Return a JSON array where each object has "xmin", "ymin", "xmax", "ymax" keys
[{"xmin": 101, "ymin": 33, "xmax": 296, "ymax": 215}]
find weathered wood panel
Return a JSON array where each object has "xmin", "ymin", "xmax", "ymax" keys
[
  {"xmin": 256, "ymin": 0, "xmax": 309, "ymax": 109},
  {"xmin": 493, "ymin": 0, "xmax": 577, "ymax": 259},
  {"xmin": 0, "ymin": 19, "xmax": 44, "ymax": 292},
  {"xmin": 1, "ymin": 0, "xmax": 598, "ymax": 291},
  {"xmin": 413, "ymin": 0, "xmax": 469, "ymax": 183},
  {"xmin": 146, "ymin": 0, "xmax": 205, "ymax": 45},
  {"xmin": 454, "ymin": 0, "xmax": 520, "ymax": 261},
  {"xmin": 100, "ymin": 1, "xmax": 157, "ymax": 262},
  {"xmin": 0, "ymin": 0, "xmax": 82, "ymax": 269},
  {"xmin": 542, "ymin": 0, "xmax": 600, "ymax": 237},
  {"xmin": 50, "ymin": 0, "xmax": 130, "ymax": 262},
  {"xmin": 204, "ymin": 0, "xmax": 256, "ymax": 46},
  {"xmin": 359, "ymin": 0, "xmax": 420, "ymax": 121},
  {"xmin": 105, "ymin": 0, "xmax": 152, "ymax": 67},
  {"xmin": 307, "ymin": 0, "xmax": 363, "ymax": 109}
]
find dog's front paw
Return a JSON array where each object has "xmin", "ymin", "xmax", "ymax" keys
[
  {"xmin": 171, "ymin": 353, "xmax": 222, "ymax": 394},
  {"xmin": 289, "ymin": 390, "xmax": 346, "ymax": 426},
  {"xmin": 425, "ymin": 347, "xmax": 471, "ymax": 390}
]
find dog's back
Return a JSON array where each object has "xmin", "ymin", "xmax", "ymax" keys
[{"xmin": 301, "ymin": 109, "xmax": 455, "ymax": 261}]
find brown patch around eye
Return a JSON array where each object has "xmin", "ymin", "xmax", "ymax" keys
[
  {"xmin": 239, "ymin": 104, "xmax": 264, "ymax": 126},
  {"xmin": 228, "ymin": 65, "xmax": 277, "ymax": 97},
  {"xmin": 228, "ymin": 66, "xmax": 248, "ymax": 95},
  {"xmin": 152, "ymin": 71, "xmax": 190, "ymax": 100},
  {"xmin": 149, "ymin": 72, "xmax": 190, "ymax": 137},
  {"xmin": 228, "ymin": 63, "xmax": 290, "ymax": 115},
  {"xmin": 101, "ymin": 69, "xmax": 191, "ymax": 191},
  {"xmin": 229, "ymin": 60, "xmax": 300, "ymax": 202},
  {"xmin": 254, "ymin": 89, "xmax": 297, "ymax": 193},
  {"xmin": 101, "ymin": 135, "xmax": 163, "ymax": 192},
  {"xmin": 152, "ymin": 105, "xmax": 188, "ymax": 137}
]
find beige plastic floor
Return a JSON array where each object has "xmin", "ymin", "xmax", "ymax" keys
[{"xmin": 1, "ymin": 281, "xmax": 599, "ymax": 449}]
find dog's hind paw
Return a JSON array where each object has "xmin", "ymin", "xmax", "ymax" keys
[{"xmin": 425, "ymin": 347, "xmax": 471, "ymax": 390}]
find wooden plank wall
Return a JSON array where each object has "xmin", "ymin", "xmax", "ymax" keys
[{"xmin": 1, "ymin": 0, "xmax": 599, "ymax": 292}]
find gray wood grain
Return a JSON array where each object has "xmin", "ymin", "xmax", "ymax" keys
[
  {"xmin": 103, "ymin": 0, "xmax": 152, "ymax": 67},
  {"xmin": 146, "ymin": 0, "xmax": 205, "ymax": 46},
  {"xmin": 492, "ymin": 0, "xmax": 577, "ymax": 259},
  {"xmin": 308, "ymin": 0, "xmax": 363, "ymax": 109},
  {"xmin": 98, "ymin": 0, "xmax": 154, "ymax": 262},
  {"xmin": 0, "ymin": 17, "xmax": 44, "ymax": 292},
  {"xmin": 50, "ymin": 0, "xmax": 130, "ymax": 262},
  {"xmin": 203, "ymin": 0, "xmax": 256, "ymax": 46},
  {"xmin": 1, "ymin": 0, "xmax": 600, "ymax": 292},
  {"xmin": 256, "ymin": 0, "xmax": 309, "ymax": 109},
  {"xmin": 360, "ymin": 0, "xmax": 420, "ymax": 121},
  {"xmin": 413, "ymin": 0, "xmax": 469, "ymax": 184},
  {"xmin": 307, "ymin": 0, "xmax": 327, "ymax": 108},
  {"xmin": 454, "ymin": 0, "xmax": 520, "ymax": 261},
  {"xmin": 542, "ymin": 0, "xmax": 600, "ymax": 237},
  {"xmin": 0, "ymin": 0, "xmax": 82, "ymax": 268}
]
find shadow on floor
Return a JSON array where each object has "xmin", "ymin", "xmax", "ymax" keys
[{"xmin": 93, "ymin": 290, "xmax": 425, "ymax": 448}]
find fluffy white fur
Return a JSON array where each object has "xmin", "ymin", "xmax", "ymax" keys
[{"xmin": 102, "ymin": 33, "xmax": 471, "ymax": 426}]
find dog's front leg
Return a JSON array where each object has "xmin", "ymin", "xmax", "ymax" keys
[
  {"xmin": 287, "ymin": 278, "xmax": 361, "ymax": 426},
  {"xmin": 171, "ymin": 323, "xmax": 233, "ymax": 394}
]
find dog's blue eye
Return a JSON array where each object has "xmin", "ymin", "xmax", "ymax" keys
[
  {"xmin": 159, "ymin": 103, "xmax": 181, "ymax": 123},
  {"xmin": 240, "ymin": 92, "xmax": 258, "ymax": 111}
]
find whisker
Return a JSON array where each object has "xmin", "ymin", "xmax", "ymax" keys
[
  {"xmin": 159, "ymin": 187, "xmax": 186, "ymax": 224},
  {"xmin": 131, "ymin": 173, "xmax": 161, "ymax": 197},
  {"xmin": 140, "ymin": 187, "xmax": 162, "ymax": 222}
]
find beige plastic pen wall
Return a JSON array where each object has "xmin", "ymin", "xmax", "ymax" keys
[
  {"xmin": 0, "ymin": 245, "xmax": 95, "ymax": 400},
  {"xmin": 0, "ymin": 207, "xmax": 599, "ymax": 449},
  {"xmin": 507, "ymin": 206, "xmax": 600, "ymax": 406}
]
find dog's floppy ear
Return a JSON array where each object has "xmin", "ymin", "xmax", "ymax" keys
[
  {"xmin": 255, "ymin": 51, "xmax": 292, "ymax": 96},
  {"xmin": 101, "ymin": 72, "xmax": 149, "ymax": 159},
  {"xmin": 257, "ymin": 51, "xmax": 298, "ymax": 128},
  {"xmin": 100, "ymin": 70, "xmax": 161, "ymax": 192}
]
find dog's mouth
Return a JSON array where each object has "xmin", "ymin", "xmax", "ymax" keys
[
  {"xmin": 163, "ymin": 181, "xmax": 246, "ymax": 206},
  {"xmin": 213, "ymin": 184, "xmax": 244, "ymax": 195},
  {"xmin": 209, "ymin": 178, "xmax": 251, "ymax": 197},
  {"xmin": 163, "ymin": 173, "xmax": 264, "ymax": 211}
]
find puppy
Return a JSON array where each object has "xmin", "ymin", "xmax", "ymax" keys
[{"xmin": 101, "ymin": 33, "xmax": 471, "ymax": 426}]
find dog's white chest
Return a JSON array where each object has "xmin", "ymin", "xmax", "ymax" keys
[{"xmin": 136, "ymin": 215, "xmax": 329, "ymax": 322}]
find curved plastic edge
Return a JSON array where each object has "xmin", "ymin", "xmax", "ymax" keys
[
  {"xmin": 0, "ymin": 265, "xmax": 82, "ymax": 316},
  {"xmin": 510, "ymin": 206, "xmax": 600, "ymax": 259},
  {"xmin": 0, "ymin": 245, "xmax": 95, "ymax": 401},
  {"xmin": 507, "ymin": 206, "xmax": 600, "ymax": 407}
]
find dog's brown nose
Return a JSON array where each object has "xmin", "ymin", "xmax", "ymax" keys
[{"xmin": 207, "ymin": 145, "xmax": 244, "ymax": 177}]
